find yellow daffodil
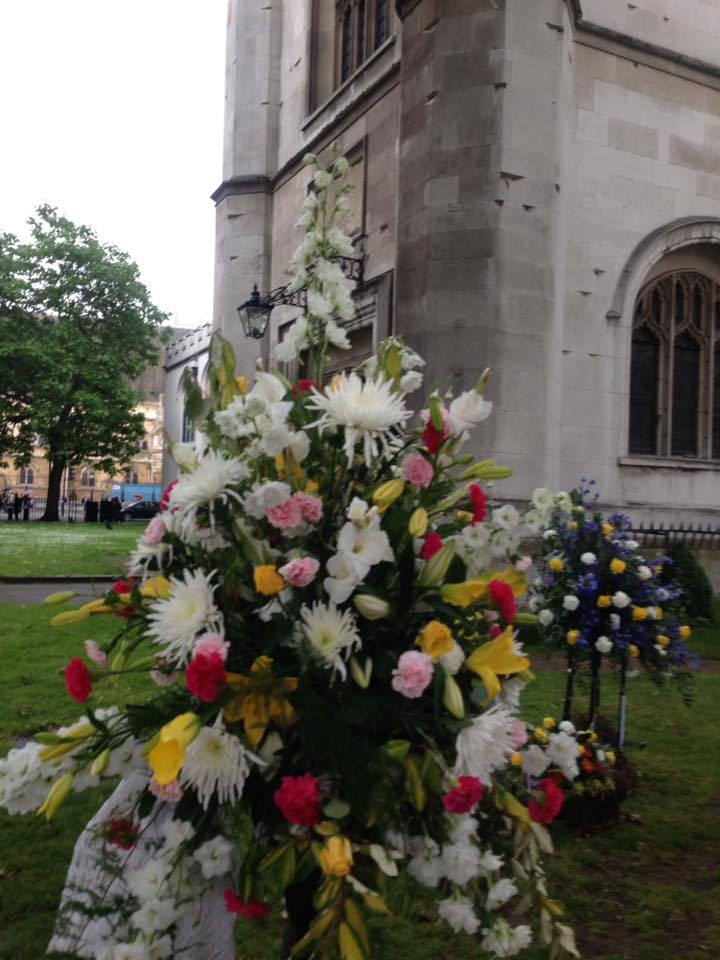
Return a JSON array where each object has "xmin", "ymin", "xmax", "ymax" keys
[
  {"xmin": 632, "ymin": 606, "xmax": 648, "ymax": 622},
  {"xmin": 226, "ymin": 656, "xmax": 299, "ymax": 748},
  {"xmin": 254, "ymin": 565, "xmax": 285, "ymax": 596},
  {"xmin": 416, "ymin": 621, "xmax": 454, "ymax": 662},
  {"xmin": 464, "ymin": 626, "xmax": 530, "ymax": 702},
  {"xmin": 372, "ymin": 478, "xmax": 405, "ymax": 512},
  {"xmin": 679, "ymin": 625, "xmax": 691, "ymax": 641},
  {"xmin": 597, "ymin": 595, "xmax": 612, "ymax": 608},
  {"xmin": 319, "ymin": 836, "xmax": 354, "ymax": 877},
  {"xmin": 549, "ymin": 557, "xmax": 564, "ymax": 573},
  {"xmin": 610, "ymin": 559, "xmax": 626, "ymax": 575}
]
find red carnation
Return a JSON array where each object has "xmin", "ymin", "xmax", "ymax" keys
[
  {"xmin": 529, "ymin": 777, "xmax": 565, "ymax": 824},
  {"xmin": 111, "ymin": 577, "xmax": 138, "ymax": 619},
  {"xmin": 65, "ymin": 657, "xmax": 93, "ymax": 704},
  {"xmin": 292, "ymin": 379, "xmax": 319, "ymax": 395},
  {"xmin": 489, "ymin": 579, "xmax": 517, "ymax": 624},
  {"xmin": 274, "ymin": 773, "xmax": 321, "ymax": 827},
  {"xmin": 469, "ymin": 484, "xmax": 487, "ymax": 524},
  {"xmin": 224, "ymin": 890, "xmax": 269, "ymax": 919},
  {"xmin": 489, "ymin": 623, "xmax": 503, "ymax": 640},
  {"xmin": 103, "ymin": 817, "xmax": 139, "ymax": 850},
  {"xmin": 443, "ymin": 776, "xmax": 484, "ymax": 815},
  {"xmin": 420, "ymin": 532, "xmax": 444, "ymax": 560},
  {"xmin": 160, "ymin": 479, "xmax": 178, "ymax": 511},
  {"xmin": 186, "ymin": 652, "xmax": 227, "ymax": 703},
  {"xmin": 423, "ymin": 417, "xmax": 448, "ymax": 455}
]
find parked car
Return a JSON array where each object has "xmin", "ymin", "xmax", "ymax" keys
[{"xmin": 119, "ymin": 500, "xmax": 161, "ymax": 521}]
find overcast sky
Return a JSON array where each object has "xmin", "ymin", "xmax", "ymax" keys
[{"xmin": 0, "ymin": 0, "xmax": 227, "ymax": 329}]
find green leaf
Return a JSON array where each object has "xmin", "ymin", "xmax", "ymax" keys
[
  {"xmin": 323, "ymin": 798, "xmax": 351, "ymax": 819},
  {"xmin": 362, "ymin": 892, "xmax": 390, "ymax": 915}
]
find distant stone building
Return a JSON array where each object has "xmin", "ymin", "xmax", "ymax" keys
[{"xmin": 208, "ymin": 0, "xmax": 720, "ymax": 525}]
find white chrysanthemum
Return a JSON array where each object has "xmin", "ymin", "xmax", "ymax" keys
[
  {"xmin": 454, "ymin": 705, "xmax": 516, "ymax": 785},
  {"xmin": 438, "ymin": 895, "xmax": 480, "ymax": 935},
  {"xmin": 554, "ymin": 492, "xmax": 573, "ymax": 514},
  {"xmin": 276, "ymin": 316, "xmax": 310, "ymax": 363},
  {"xmin": 545, "ymin": 731, "xmax": 580, "ymax": 781},
  {"xmin": 481, "ymin": 919, "xmax": 533, "ymax": 958},
  {"xmin": 168, "ymin": 451, "xmax": 248, "ymax": 532},
  {"xmin": 182, "ymin": 717, "xmax": 259, "ymax": 809},
  {"xmin": 146, "ymin": 569, "xmax": 223, "ymax": 666},
  {"xmin": 531, "ymin": 487, "xmax": 555, "ymax": 512},
  {"xmin": 308, "ymin": 373, "xmax": 410, "ymax": 466},
  {"xmin": 497, "ymin": 676, "xmax": 526, "ymax": 713},
  {"xmin": 298, "ymin": 601, "xmax": 361, "ymax": 680},
  {"xmin": 194, "ymin": 835, "xmax": 235, "ymax": 880}
]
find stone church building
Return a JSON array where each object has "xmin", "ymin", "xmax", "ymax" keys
[{"xmin": 205, "ymin": 0, "xmax": 720, "ymax": 526}]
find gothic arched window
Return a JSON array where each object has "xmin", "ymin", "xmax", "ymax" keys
[
  {"xmin": 630, "ymin": 270, "xmax": 720, "ymax": 459},
  {"xmin": 336, "ymin": 0, "xmax": 392, "ymax": 86}
]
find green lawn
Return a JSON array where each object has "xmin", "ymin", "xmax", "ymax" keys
[
  {"xmin": 0, "ymin": 605, "xmax": 719, "ymax": 959},
  {"xmin": 0, "ymin": 522, "xmax": 146, "ymax": 577}
]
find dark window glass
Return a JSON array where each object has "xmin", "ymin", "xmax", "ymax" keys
[
  {"xmin": 27, "ymin": 468, "xmax": 34, "ymax": 485},
  {"xmin": 375, "ymin": 0, "xmax": 388, "ymax": 47},
  {"xmin": 693, "ymin": 286, "xmax": 703, "ymax": 327},
  {"xmin": 341, "ymin": 6, "xmax": 353, "ymax": 82},
  {"xmin": 715, "ymin": 300, "xmax": 720, "ymax": 333},
  {"xmin": 714, "ymin": 344, "xmax": 720, "ymax": 458},
  {"xmin": 671, "ymin": 332, "xmax": 700, "ymax": 456},
  {"xmin": 19, "ymin": 467, "xmax": 26, "ymax": 485},
  {"xmin": 629, "ymin": 326, "xmax": 660, "ymax": 455},
  {"xmin": 356, "ymin": 0, "xmax": 366, "ymax": 65},
  {"xmin": 675, "ymin": 281, "xmax": 685, "ymax": 325},
  {"xmin": 68, "ymin": 466, "xmax": 75, "ymax": 481},
  {"xmin": 182, "ymin": 408, "xmax": 195, "ymax": 444},
  {"xmin": 651, "ymin": 289, "xmax": 662, "ymax": 323}
]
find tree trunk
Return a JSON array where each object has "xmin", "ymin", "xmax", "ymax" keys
[{"xmin": 41, "ymin": 456, "xmax": 65, "ymax": 521}]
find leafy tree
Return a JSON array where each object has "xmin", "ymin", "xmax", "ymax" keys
[{"xmin": 0, "ymin": 206, "xmax": 168, "ymax": 520}]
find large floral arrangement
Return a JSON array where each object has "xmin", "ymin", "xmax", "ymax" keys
[
  {"xmin": 0, "ymin": 153, "xmax": 581, "ymax": 960},
  {"xmin": 527, "ymin": 482, "xmax": 693, "ymax": 743}
]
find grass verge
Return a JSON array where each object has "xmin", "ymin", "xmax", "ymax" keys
[{"xmin": 0, "ymin": 523, "xmax": 145, "ymax": 578}]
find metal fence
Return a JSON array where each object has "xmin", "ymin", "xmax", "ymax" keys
[
  {"xmin": 1, "ymin": 497, "xmax": 88, "ymax": 522},
  {"xmin": 629, "ymin": 521, "xmax": 720, "ymax": 551}
]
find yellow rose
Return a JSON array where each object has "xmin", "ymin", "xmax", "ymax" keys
[
  {"xmin": 597, "ymin": 595, "xmax": 612, "ymax": 608},
  {"xmin": 319, "ymin": 836, "xmax": 354, "ymax": 877},
  {"xmin": 606, "ymin": 750, "xmax": 616, "ymax": 766},
  {"xmin": 254, "ymin": 565, "xmax": 285, "ymax": 596},
  {"xmin": 656, "ymin": 634, "xmax": 670, "ymax": 648},
  {"xmin": 679, "ymin": 625, "xmax": 691, "ymax": 641},
  {"xmin": 549, "ymin": 558, "xmax": 565, "ymax": 573},
  {"xmin": 603, "ymin": 523, "xmax": 615, "ymax": 537},
  {"xmin": 510, "ymin": 752, "xmax": 523, "ymax": 767},
  {"xmin": 610, "ymin": 559, "xmax": 626, "ymax": 575},
  {"xmin": 566, "ymin": 629, "xmax": 580, "ymax": 646},
  {"xmin": 543, "ymin": 716, "xmax": 557, "ymax": 730},
  {"xmin": 534, "ymin": 727, "xmax": 549, "ymax": 744},
  {"xmin": 632, "ymin": 606, "xmax": 648, "ymax": 622},
  {"xmin": 629, "ymin": 644, "xmax": 640, "ymax": 658},
  {"xmin": 416, "ymin": 621, "xmax": 454, "ymax": 662}
]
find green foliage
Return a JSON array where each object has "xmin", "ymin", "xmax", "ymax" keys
[
  {"xmin": 0, "ymin": 206, "xmax": 168, "ymax": 518},
  {"xmin": 666, "ymin": 543, "xmax": 715, "ymax": 623}
]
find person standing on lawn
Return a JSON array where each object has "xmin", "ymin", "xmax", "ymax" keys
[
  {"xmin": 22, "ymin": 489, "xmax": 32, "ymax": 521},
  {"xmin": 12, "ymin": 492, "xmax": 21, "ymax": 521}
]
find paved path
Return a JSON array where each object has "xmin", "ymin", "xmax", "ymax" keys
[{"xmin": 0, "ymin": 579, "xmax": 113, "ymax": 605}]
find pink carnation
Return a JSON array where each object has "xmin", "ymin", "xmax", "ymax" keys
[
  {"xmin": 194, "ymin": 632, "xmax": 229, "ymax": 661},
  {"xmin": 144, "ymin": 514, "xmax": 166, "ymax": 545},
  {"xmin": 279, "ymin": 556, "xmax": 320, "ymax": 588},
  {"xmin": 391, "ymin": 651, "xmax": 434, "ymax": 699},
  {"xmin": 511, "ymin": 720, "xmax": 529, "ymax": 750},
  {"xmin": 267, "ymin": 497, "xmax": 304, "ymax": 530},
  {"xmin": 294, "ymin": 492, "xmax": 323, "ymax": 524},
  {"xmin": 515, "ymin": 555, "xmax": 532, "ymax": 572},
  {"xmin": 150, "ymin": 660, "xmax": 179, "ymax": 687},
  {"xmin": 84, "ymin": 640, "xmax": 109, "ymax": 669},
  {"xmin": 402, "ymin": 453, "xmax": 434, "ymax": 489},
  {"xmin": 150, "ymin": 778, "xmax": 183, "ymax": 802}
]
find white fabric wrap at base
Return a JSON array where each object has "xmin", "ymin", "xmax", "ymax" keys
[{"xmin": 47, "ymin": 773, "xmax": 236, "ymax": 959}]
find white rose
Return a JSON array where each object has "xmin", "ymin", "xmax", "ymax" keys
[
  {"xmin": 609, "ymin": 613, "xmax": 621, "ymax": 629},
  {"xmin": 580, "ymin": 552, "xmax": 596, "ymax": 565},
  {"xmin": 562, "ymin": 595, "xmax": 579, "ymax": 611},
  {"xmin": 538, "ymin": 609, "xmax": 554, "ymax": 626},
  {"xmin": 558, "ymin": 720, "xmax": 575, "ymax": 735},
  {"xmin": 626, "ymin": 540, "xmax": 639, "ymax": 550},
  {"xmin": 595, "ymin": 636, "xmax": 613, "ymax": 654},
  {"xmin": 612, "ymin": 591, "xmax": 631, "ymax": 609},
  {"xmin": 638, "ymin": 565, "xmax": 652, "ymax": 581},
  {"xmin": 543, "ymin": 529, "xmax": 557, "ymax": 540}
]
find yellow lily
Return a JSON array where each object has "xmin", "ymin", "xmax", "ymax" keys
[
  {"xmin": 147, "ymin": 712, "xmax": 201, "ymax": 786},
  {"xmin": 140, "ymin": 576, "xmax": 172, "ymax": 601},
  {"xmin": 464, "ymin": 626, "xmax": 530, "ymax": 702},
  {"xmin": 441, "ymin": 566, "xmax": 527, "ymax": 609},
  {"xmin": 225, "ymin": 656, "xmax": 299, "ymax": 748},
  {"xmin": 37, "ymin": 773, "xmax": 75, "ymax": 821}
]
